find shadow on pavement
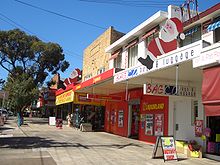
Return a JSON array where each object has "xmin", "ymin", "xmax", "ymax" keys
[{"xmin": 0, "ymin": 136, "xmax": 142, "ymax": 150}]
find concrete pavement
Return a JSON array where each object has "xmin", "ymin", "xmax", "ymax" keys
[{"xmin": 0, "ymin": 117, "xmax": 219, "ymax": 165}]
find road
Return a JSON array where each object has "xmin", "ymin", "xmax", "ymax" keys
[{"xmin": 0, "ymin": 117, "xmax": 219, "ymax": 165}]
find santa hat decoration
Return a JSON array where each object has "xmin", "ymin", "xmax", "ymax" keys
[{"xmin": 170, "ymin": 17, "xmax": 185, "ymax": 40}]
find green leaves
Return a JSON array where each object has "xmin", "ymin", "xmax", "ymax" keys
[{"xmin": 0, "ymin": 29, "xmax": 70, "ymax": 111}]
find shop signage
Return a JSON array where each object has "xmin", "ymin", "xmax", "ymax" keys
[
  {"xmin": 143, "ymin": 83, "xmax": 196, "ymax": 97},
  {"xmin": 154, "ymin": 114, "xmax": 164, "ymax": 136},
  {"xmin": 145, "ymin": 114, "xmax": 153, "ymax": 135},
  {"xmin": 152, "ymin": 136, "xmax": 178, "ymax": 162},
  {"xmin": 114, "ymin": 42, "xmax": 201, "ymax": 83},
  {"xmin": 161, "ymin": 136, "xmax": 178, "ymax": 161},
  {"xmin": 195, "ymin": 120, "xmax": 203, "ymax": 137},
  {"xmin": 87, "ymin": 94, "xmax": 122, "ymax": 101},
  {"xmin": 143, "ymin": 103, "xmax": 165, "ymax": 111},
  {"xmin": 55, "ymin": 90, "xmax": 74, "ymax": 105},
  {"xmin": 193, "ymin": 45, "xmax": 220, "ymax": 68}
]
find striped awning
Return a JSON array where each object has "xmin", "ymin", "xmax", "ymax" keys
[{"xmin": 207, "ymin": 20, "xmax": 220, "ymax": 32}]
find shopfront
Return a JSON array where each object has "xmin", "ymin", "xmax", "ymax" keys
[
  {"xmin": 202, "ymin": 66, "xmax": 220, "ymax": 158},
  {"xmin": 72, "ymin": 92, "xmax": 105, "ymax": 131},
  {"xmin": 55, "ymin": 89, "xmax": 74, "ymax": 120},
  {"xmin": 140, "ymin": 95, "xmax": 169, "ymax": 144}
]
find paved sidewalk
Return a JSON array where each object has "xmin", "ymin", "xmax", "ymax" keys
[{"xmin": 0, "ymin": 118, "xmax": 219, "ymax": 165}]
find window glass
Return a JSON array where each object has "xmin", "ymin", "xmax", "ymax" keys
[
  {"xmin": 128, "ymin": 45, "xmax": 138, "ymax": 67},
  {"xmin": 114, "ymin": 53, "xmax": 122, "ymax": 68},
  {"xmin": 181, "ymin": 25, "xmax": 201, "ymax": 47}
]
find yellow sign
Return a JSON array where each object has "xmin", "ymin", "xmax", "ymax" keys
[
  {"xmin": 93, "ymin": 76, "xmax": 101, "ymax": 83},
  {"xmin": 56, "ymin": 90, "xmax": 74, "ymax": 105},
  {"xmin": 143, "ymin": 103, "xmax": 164, "ymax": 111}
]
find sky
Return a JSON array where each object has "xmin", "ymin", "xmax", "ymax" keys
[{"xmin": 0, "ymin": 0, "xmax": 219, "ymax": 82}]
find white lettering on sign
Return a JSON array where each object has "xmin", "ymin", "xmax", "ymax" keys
[
  {"xmin": 143, "ymin": 83, "xmax": 196, "ymax": 97},
  {"xmin": 193, "ymin": 46, "xmax": 220, "ymax": 68}
]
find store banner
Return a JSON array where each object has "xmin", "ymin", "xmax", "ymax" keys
[
  {"xmin": 55, "ymin": 90, "xmax": 74, "ymax": 105},
  {"xmin": 193, "ymin": 45, "xmax": 220, "ymax": 68},
  {"xmin": 143, "ymin": 83, "xmax": 196, "ymax": 97},
  {"xmin": 114, "ymin": 41, "xmax": 201, "ymax": 83}
]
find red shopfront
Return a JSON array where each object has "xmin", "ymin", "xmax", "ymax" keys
[
  {"xmin": 104, "ymin": 88, "xmax": 169, "ymax": 144},
  {"xmin": 139, "ymin": 95, "xmax": 169, "ymax": 144},
  {"xmin": 202, "ymin": 66, "xmax": 220, "ymax": 156}
]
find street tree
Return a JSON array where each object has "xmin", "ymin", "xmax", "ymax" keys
[{"xmin": 0, "ymin": 29, "xmax": 69, "ymax": 114}]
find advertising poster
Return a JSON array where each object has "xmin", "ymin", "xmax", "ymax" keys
[
  {"xmin": 145, "ymin": 114, "xmax": 153, "ymax": 135},
  {"xmin": 161, "ymin": 136, "xmax": 178, "ymax": 161},
  {"xmin": 118, "ymin": 110, "xmax": 124, "ymax": 127},
  {"xmin": 195, "ymin": 120, "xmax": 203, "ymax": 137},
  {"xmin": 154, "ymin": 114, "xmax": 164, "ymax": 136}
]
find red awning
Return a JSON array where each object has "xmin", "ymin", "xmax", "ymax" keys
[
  {"xmin": 202, "ymin": 66, "xmax": 220, "ymax": 116},
  {"xmin": 141, "ymin": 27, "xmax": 158, "ymax": 40},
  {"xmin": 204, "ymin": 104, "xmax": 220, "ymax": 116},
  {"xmin": 202, "ymin": 66, "xmax": 220, "ymax": 105},
  {"xmin": 125, "ymin": 38, "xmax": 138, "ymax": 50}
]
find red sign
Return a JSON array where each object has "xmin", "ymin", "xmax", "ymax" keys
[
  {"xmin": 87, "ymin": 94, "xmax": 122, "ymax": 101},
  {"xmin": 195, "ymin": 120, "xmax": 203, "ymax": 137},
  {"xmin": 161, "ymin": 136, "xmax": 178, "ymax": 161}
]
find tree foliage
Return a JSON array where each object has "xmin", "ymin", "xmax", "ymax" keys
[
  {"xmin": 4, "ymin": 73, "xmax": 38, "ymax": 112},
  {"xmin": 0, "ymin": 29, "xmax": 69, "ymax": 111},
  {"xmin": 0, "ymin": 29, "xmax": 69, "ymax": 85}
]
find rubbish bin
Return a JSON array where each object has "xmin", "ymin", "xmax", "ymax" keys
[{"xmin": 56, "ymin": 119, "xmax": 63, "ymax": 129}]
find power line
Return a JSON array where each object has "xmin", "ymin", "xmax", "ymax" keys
[
  {"xmin": 0, "ymin": 12, "xmax": 83, "ymax": 60},
  {"xmin": 0, "ymin": 13, "xmax": 36, "ymax": 35},
  {"xmin": 78, "ymin": 0, "xmax": 183, "ymax": 7},
  {"xmin": 14, "ymin": 0, "xmax": 107, "ymax": 30}
]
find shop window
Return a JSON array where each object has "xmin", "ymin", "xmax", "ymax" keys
[
  {"xmin": 180, "ymin": 25, "xmax": 201, "ymax": 47},
  {"xmin": 145, "ymin": 30, "xmax": 159, "ymax": 48},
  {"xmin": 128, "ymin": 45, "xmax": 138, "ymax": 68},
  {"xmin": 191, "ymin": 100, "xmax": 198, "ymax": 125},
  {"xmin": 114, "ymin": 53, "xmax": 122, "ymax": 68},
  {"xmin": 213, "ymin": 16, "xmax": 220, "ymax": 43},
  {"xmin": 97, "ymin": 67, "xmax": 105, "ymax": 75},
  {"xmin": 84, "ymin": 73, "xmax": 92, "ymax": 81}
]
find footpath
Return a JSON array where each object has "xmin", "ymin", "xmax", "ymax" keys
[{"xmin": 0, "ymin": 118, "xmax": 219, "ymax": 165}]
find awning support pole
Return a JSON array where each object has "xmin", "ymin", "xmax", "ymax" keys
[
  {"xmin": 176, "ymin": 65, "xmax": 179, "ymax": 95},
  {"xmin": 125, "ymin": 80, "xmax": 128, "ymax": 101}
]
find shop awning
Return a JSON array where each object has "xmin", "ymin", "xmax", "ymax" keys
[
  {"xmin": 109, "ymin": 48, "xmax": 122, "ymax": 60},
  {"xmin": 207, "ymin": 20, "xmax": 220, "ymax": 32},
  {"xmin": 204, "ymin": 104, "xmax": 220, "ymax": 116},
  {"xmin": 202, "ymin": 66, "xmax": 220, "ymax": 105},
  {"xmin": 202, "ymin": 66, "xmax": 220, "ymax": 116}
]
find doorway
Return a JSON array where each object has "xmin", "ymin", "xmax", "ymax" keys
[{"xmin": 128, "ymin": 104, "xmax": 140, "ymax": 139}]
